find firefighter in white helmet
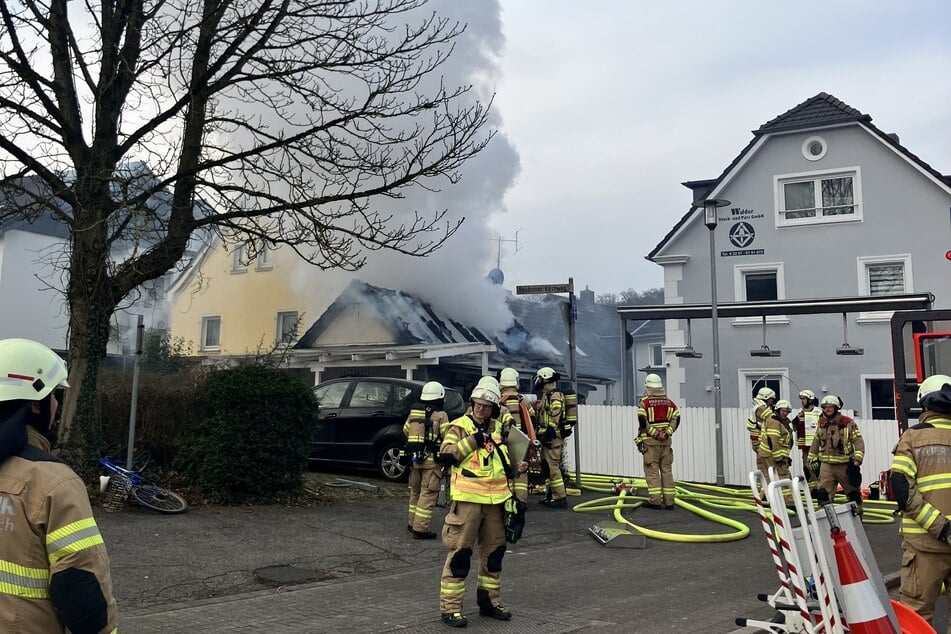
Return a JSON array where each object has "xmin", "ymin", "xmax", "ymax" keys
[
  {"xmin": 498, "ymin": 368, "xmax": 536, "ymax": 503},
  {"xmin": 793, "ymin": 389, "xmax": 820, "ymax": 492},
  {"xmin": 0, "ymin": 338, "xmax": 118, "ymax": 633},
  {"xmin": 402, "ymin": 381, "xmax": 450, "ymax": 539},
  {"xmin": 748, "ymin": 386, "xmax": 777, "ymax": 479},
  {"xmin": 891, "ymin": 374, "xmax": 951, "ymax": 627},
  {"xmin": 807, "ymin": 395, "xmax": 865, "ymax": 513},
  {"xmin": 532, "ymin": 367, "xmax": 577, "ymax": 509},
  {"xmin": 635, "ymin": 374, "xmax": 680, "ymax": 509},
  {"xmin": 758, "ymin": 399, "xmax": 795, "ymax": 498},
  {"xmin": 437, "ymin": 378, "xmax": 523, "ymax": 627}
]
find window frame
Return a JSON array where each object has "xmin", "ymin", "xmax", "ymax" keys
[
  {"xmin": 856, "ymin": 254, "xmax": 913, "ymax": 323},
  {"xmin": 255, "ymin": 243, "xmax": 273, "ymax": 271},
  {"xmin": 276, "ymin": 310, "xmax": 300, "ymax": 344},
  {"xmin": 648, "ymin": 342, "xmax": 664, "ymax": 367},
  {"xmin": 861, "ymin": 374, "xmax": 896, "ymax": 421},
  {"xmin": 774, "ymin": 166, "xmax": 863, "ymax": 228},
  {"xmin": 200, "ymin": 315, "xmax": 222, "ymax": 351},
  {"xmin": 732, "ymin": 262, "xmax": 788, "ymax": 325},
  {"xmin": 232, "ymin": 244, "xmax": 248, "ymax": 273},
  {"xmin": 738, "ymin": 368, "xmax": 789, "ymax": 408}
]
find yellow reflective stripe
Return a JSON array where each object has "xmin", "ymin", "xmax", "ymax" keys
[
  {"xmin": 900, "ymin": 517, "xmax": 928, "ymax": 534},
  {"xmin": 46, "ymin": 518, "xmax": 104, "ymax": 565},
  {"xmin": 891, "ymin": 455, "xmax": 916, "ymax": 477},
  {"xmin": 918, "ymin": 474, "xmax": 951, "ymax": 493},
  {"xmin": 478, "ymin": 575, "xmax": 500, "ymax": 589},
  {"xmin": 914, "ymin": 505, "xmax": 942, "ymax": 530},
  {"xmin": 0, "ymin": 559, "xmax": 50, "ymax": 599}
]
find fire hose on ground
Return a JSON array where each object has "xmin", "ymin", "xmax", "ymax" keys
[{"xmin": 566, "ymin": 473, "xmax": 897, "ymax": 543}]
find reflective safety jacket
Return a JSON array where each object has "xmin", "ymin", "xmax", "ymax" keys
[
  {"xmin": 636, "ymin": 394, "xmax": 679, "ymax": 447},
  {"xmin": 758, "ymin": 414, "xmax": 793, "ymax": 462},
  {"xmin": 535, "ymin": 387, "xmax": 577, "ymax": 442},
  {"xmin": 890, "ymin": 412, "xmax": 951, "ymax": 552},
  {"xmin": 402, "ymin": 405, "xmax": 449, "ymax": 468},
  {"xmin": 440, "ymin": 415, "xmax": 512, "ymax": 505},
  {"xmin": 794, "ymin": 408, "xmax": 820, "ymax": 450},
  {"xmin": 500, "ymin": 387, "xmax": 534, "ymax": 440},
  {"xmin": 747, "ymin": 399, "xmax": 774, "ymax": 449},
  {"xmin": 0, "ymin": 423, "xmax": 118, "ymax": 633},
  {"xmin": 807, "ymin": 413, "xmax": 864, "ymax": 465}
]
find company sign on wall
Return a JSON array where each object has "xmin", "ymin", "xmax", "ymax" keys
[{"xmin": 718, "ymin": 207, "xmax": 765, "ymax": 257}]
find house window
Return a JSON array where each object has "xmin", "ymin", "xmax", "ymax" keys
[
  {"xmin": 868, "ymin": 378, "xmax": 895, "ymax": 420},
  {"xmin": 649, "ymin": 342, "xmax": 663, "ymax": 367},
  {"xmin": 740, "ymin": 369, "xmax": 788, "ymax": 407},
  {"xmin": 232, "ymin": 244, "xmax": 248, "ymax": 273},
  {"xmin": 200, "ymin": 316, "xmax": 221, "ymax": 351},
  {"xmin": 256, "ymin": 243, "xmax": 273, "ymax": 271},
  {"xmin": 801, "ymin": 136, "xmax": 827, "ymax": 161},
  {"xmin": 733, "ymin": 263, "xmax": 787, "ymax": 324},
  {"xmin": 276, "ymin": 310, "xmax": 299, "ymax": 344},
  {"xmin": 856, "ymin": 255, "xmax": 913, "ymax": 321},
  {"xmin": 775, "ymin": 167, "xmax": 862, "ymax": 227}
]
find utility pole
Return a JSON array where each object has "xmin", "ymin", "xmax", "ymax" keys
[{"xmin": 126, "ymin": 315, "xmax": 145, "ymax": 470}]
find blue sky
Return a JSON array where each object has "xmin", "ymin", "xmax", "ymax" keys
[{"xmin": 488, "ymin": 1, "xmax": 951, "ymax": 296}]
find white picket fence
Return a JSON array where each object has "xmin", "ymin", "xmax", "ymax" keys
[{"xmin": 563, "ymin": 405, "xmax": 899, "ymax": 487}]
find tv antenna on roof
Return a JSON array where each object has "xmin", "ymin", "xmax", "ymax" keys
[{"xmin": 492, "ymin": 230, "xmax": 522, "ymax": 269}]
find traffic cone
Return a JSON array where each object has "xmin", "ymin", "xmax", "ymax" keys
[{"xmin": 831, "ymin": 529, "xmax": 897, "ymax": 634}]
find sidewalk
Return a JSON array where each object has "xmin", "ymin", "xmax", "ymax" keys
[{"xmin": 97, "ymin": 476, "xmax": 903, "ymax": 632}]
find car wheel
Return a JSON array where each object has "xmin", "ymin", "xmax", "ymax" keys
[{"xmin": 377, "ymin": 441, "xmax": 408, "ymax": 482}]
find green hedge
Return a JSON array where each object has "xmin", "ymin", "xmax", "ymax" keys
[{"xmin": 175, "ymin": 365, "xmax": 317, "ymax": 502}]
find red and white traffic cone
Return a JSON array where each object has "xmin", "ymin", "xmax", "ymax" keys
[{"xmin": 831, "ymin": 529, "xmax": 897, "ymax": 634}]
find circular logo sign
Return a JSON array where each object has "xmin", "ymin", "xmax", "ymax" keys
[{"xmin": 729, "ymin": 222, "xmax": 755, "ymax": 248}]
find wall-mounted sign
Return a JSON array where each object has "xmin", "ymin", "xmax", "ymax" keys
[
  {"xmin": 728, "ymin": 222, "xmax": 755, "ymax": 248},
  {"xmin": 718, "ymin": 207, "xmax": 765, "ymax": 223}
]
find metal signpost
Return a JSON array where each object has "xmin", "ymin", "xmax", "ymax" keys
[
  {"xmin": 515, "ymin": 278, "xmax": 581, "ymax": 487},
  {"xmin": 126, "ymin": 315, "xmax": 145, "ymax": 470}
]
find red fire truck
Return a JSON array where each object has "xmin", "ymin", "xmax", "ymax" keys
[{"xmin": 890, "ymin": 309, "xmax": 951, "ymax": 432}]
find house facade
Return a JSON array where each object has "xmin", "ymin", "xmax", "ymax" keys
[{"xmin": 649, "ymin": 93, "xmax": 951, "ymax": 416}]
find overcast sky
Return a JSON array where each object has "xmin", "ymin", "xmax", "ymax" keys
[{"xmin": 487, "ymin": 1, "xmax": 951, "ymax": 297}]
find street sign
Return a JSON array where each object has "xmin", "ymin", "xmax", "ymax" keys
[{"xmin": 516, "ymin": 282, "xmax": 572, "ymax": 295}]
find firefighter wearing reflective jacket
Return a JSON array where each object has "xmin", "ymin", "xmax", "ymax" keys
[
  {"xmin": 437, "ymin": 380, "xmax": 518, "ymax": 628},
  {"xmin": 402, "ymin": 381, "xmax": 450, "ymax": 540},
  {"xmin": 498, "ymin": 368, "xmax": 536, "ymax": 503},
  {"xmin": 0, "ymin": 338, "xmax": 118, "ymax": 633},
  {"xmin": 635, "ymin": 374, "xmax": 679, "ymax": 509},
  {"xmin": 793, "ymin": 389, "xmax": 820, "ymax": 491},
  {"xmin": 533, "ymin": 367, "xmax": 577, "ymax": 509},
  {"xmin": 758, "ymin": 399, "xmax": 794, "ymax": 488},
  {"xmin": 890, "ymin": 374, "xmax": 951, "ymax": 627},
  {"xmin": 807, "ymin": 395, "xmax": 865, "ymax": 513},
  {"xmin": 748, "ymin": 387, "xmax": 777, "ymax": 479}
]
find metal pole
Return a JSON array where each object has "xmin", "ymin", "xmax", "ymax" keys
[
  {"xmin": 619, "ymin": 317, "xmax": 628, "ymax": 406},
  {"xmin": 126, "ymin": 315, "xmax": 145, "ymax": 470},
  {"xmin": 710, "ymin": 226, "xmax": 725, "ymax": 486},
  {"xmin": 568, "ymin": 278, "xmax": 581, "ymax": 488}
]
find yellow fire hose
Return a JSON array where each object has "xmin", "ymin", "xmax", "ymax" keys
[{"xmin": 565, "ymin": 473, "xmax": 896, "ymax": 543}]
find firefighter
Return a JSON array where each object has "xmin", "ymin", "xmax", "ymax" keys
[
  {"xmin": 635, "ymin": 374, "xmax": 679, "ymax": 509},
  {"xmin": 758, "ymin": 399, "xmax": 794, "ymax": 493},
  {"xmin": 748, "ymin": 387, "xmax": 777, "ymax": 480},
  {"xmin": 0, "ymin": 338, "xmax": 118, "ymax": 633},
  {"xmin": 807, "ymin": 395, "xmax": 865, "ymax": 513},
  {"xmin": 403, "ymin": 381, "xmax": 450, "ymax": 539},
  {"xmin": 438, "ymin": 379, "xmax": 521, "ymax": 627},
  {"xmin": 532, "ymin": 366, "xmax": 577, "ymax": 509},
  {"xmin": 890, "ymin": 374, "xmax": 951, "ymax": 627},
  {"xmin": 793, "ymin": 389, "xmax": 820, "ymax": 491},
  {"xmin": 498, "ymin": 368, "xmax": 536, "ymax": 503}
]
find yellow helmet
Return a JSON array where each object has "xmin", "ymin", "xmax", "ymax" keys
[
  {"xmin": 756, "ymin": 387, "xmax": 776, "ymax": 401},
  {"xmin": 644, "ymin": 373, "xmax": 663, "ymax": 389},
  {"xmin": 775, "ymin": 399, "xmax": 792, "ymax": 410},
  {"xmin": 820, "ymin": 395, "xmax": 842, "ymax": 409},
  {"xmin": 798, "ymin": 389, "xmax": 816, "ymax": 400},
  {"xmin": 0, "ymin": 338, "xmax": 69, "ymax": 403}
]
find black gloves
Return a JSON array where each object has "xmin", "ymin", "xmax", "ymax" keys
[
  {"xmin": 542, "ymin": 427, "xmax": 556, "ymax": 443},
  {"xmin": 472, "ymin": 430, "xmax": 487, "ymax": 447}
]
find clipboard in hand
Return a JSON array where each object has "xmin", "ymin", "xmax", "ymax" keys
[{"xmin": 505, "ymin": 425, "xmax": 531, "ymax": 463}]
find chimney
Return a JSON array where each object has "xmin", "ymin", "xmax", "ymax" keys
[
  {"xmin": 580, "ymin": 285, "xmax": 595, "ymax": 307},
  {"xmin": 886, "ymin": 133, "xmax": 900, "ymax": 144}
]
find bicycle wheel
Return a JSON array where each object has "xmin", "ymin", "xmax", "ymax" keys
[{"xmin": 131, "ymin": 484, "xmax": 188, "ymax": 514}]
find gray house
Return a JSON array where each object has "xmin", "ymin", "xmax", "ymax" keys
[{"xmin": 647, "ymin": 93, "xmax": 951, "ymax": 416}]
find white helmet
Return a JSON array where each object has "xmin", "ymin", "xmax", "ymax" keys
[
  {"xmin": 536, "ymin": 367, "xmax": 559, "ymax": 382},
  {"xmin": 775, "ymin": 399, "xmax": 792, "ymax": 410},
  {"xmin": 798, "ymin": 389, "xmax": 816, "ymax": 400},
  {"xmin": 756, "ymin": 387, "xmax": 776, "ymax": 401},
  {"xmin": 476, "ymin": 375, "xmax": 500, "ymax": 391},
  {"xmin": 918, "ymin": 374, "xmax": 951, "ymax": 407},
  {"xmin": 644, "ymin": 373, "xmax": 663, "ymax": 389},
  {"xmin": 499, "ymin": 368, "xmax": 519, "ymax": 388},
  {"xmin": 420, "ymin": 381, "xmax": 445, "ymax": 402},
  {"xmin": 0, "ymin": 338, "xmax": 70, "ymax": 403},
  {"xmin": 470, "ymin": 381, "xmax": 501, "ymax": 408},
  {"xmin": 820, "ymin": 395, "xmax": 842, "ymax": 409}
]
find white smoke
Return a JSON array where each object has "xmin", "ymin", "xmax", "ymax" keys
[{"xmin": 290, "ymin": 0, "xmax": 522, "ymax": 334}]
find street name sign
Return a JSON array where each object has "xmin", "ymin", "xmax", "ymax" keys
[{"xmin": 516, "ymin": 283, "xmax": 572, "ymax": 295}]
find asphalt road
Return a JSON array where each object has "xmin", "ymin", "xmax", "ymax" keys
[{"xmin": 96, "ymin": 472, "xmax": 904, "ymax": 633}]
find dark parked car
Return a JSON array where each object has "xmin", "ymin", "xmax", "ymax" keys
[{"xmin": 310, "ymin": 377, "xmax": 467, "ymax": 482}]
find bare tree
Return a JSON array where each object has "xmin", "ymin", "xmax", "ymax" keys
[
  {"xmin": 0, "ymin": 0, "xmax": 494, "ymax": 458},
  {"xmin": 596, "ymin": 288, "xmax": 664, "ymax": 306}
]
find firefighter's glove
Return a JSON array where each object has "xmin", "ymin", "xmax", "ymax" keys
[
  {"xmin": 472, "ymin": 430, "xmax": 487, "ymax": 447},
  {"xmin": 809, "ymin": 459, "xmax": 820, "ymax": 475},
  {"xmin": 939, "ymin": 523, "xmax": 951, "ymax": 546},
  {"xmin": 560, "ymin": 424, "xmax": 573, "ymax": 439},
  {"xmin": 398, "ymin": 451, "xmax": 412, "ymax": 467},
  {"xmin": 635, "ymin": 441, "xmax": 647, "ymax": 455},
  {"xmin": 542, "ymin": 427, "xmax": 556, "ymax": 443},
  {"xmin": 656, "ymin": 431, "xmax": 669, "ymax": 441}
]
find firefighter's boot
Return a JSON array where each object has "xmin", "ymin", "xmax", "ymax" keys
[
  {"xmin": 441, "ymin": 612, "xmax": 468, "ymax": 628},
  {"xmin": 413, "ymin": 530, "xmax": 437, "ymax": 540},
  {"xmin": 540, "ymin": 498, "xmax": 567, "ymax": 509},
  {"xmin": 480, "ymin": 604, "xmax": 512, "ymax": 621}
]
